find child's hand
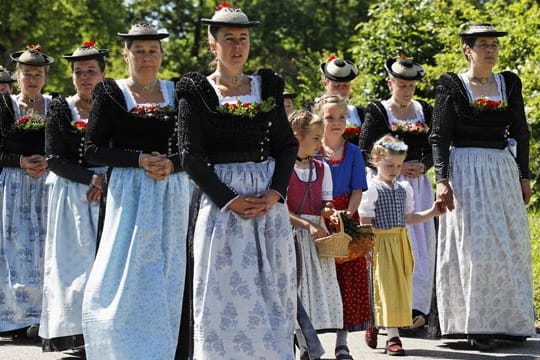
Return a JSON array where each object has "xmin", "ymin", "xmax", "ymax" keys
[
  {"xmin": 308, "ymin": 223, "xmax": 329, "ymax": 239},
  {"xmin": 433, "ymin": 199, "xmax": 447, "ymax": 216}
]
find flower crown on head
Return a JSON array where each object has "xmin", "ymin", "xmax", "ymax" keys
[{"xmin": 374, "ymin": 138, "xmax": 408, "ymax": 153}]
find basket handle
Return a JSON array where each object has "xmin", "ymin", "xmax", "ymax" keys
[{"xmin": 335, "ymin": 212, "xmax": 346, "ymax": 235}]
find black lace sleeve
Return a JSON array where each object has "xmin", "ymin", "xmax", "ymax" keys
[
  {"xmin": 358, "ymin": 101, "xmax": 389, "ymax": 168},
  {"xmin": 430, "ymin": 73, "xmax": 459, "ymax": 182},
  {"xmin": 0, "ymin": 94, "xmax": 21, "ymax": 167},
  {"xmin": 503, "ymin": 71, "xmax": 530, "ymax": 179},
  {"xmin": 85, "ymin": 79, "xmax": 141, "ymax": 167},
  {"xmin": 46, "ymin": 97, "xmax": 95, "ymax": 185},
  {"xmin": 177, "ymin": 72, "xmax": 238, "ymax": 209},
  {"xmin": 261, "ymin": 69, "xmax": 298, "ymax": 200},
  {"xmin": 418, "ymin": 100, "xmax": 434, "ymax": 171}
]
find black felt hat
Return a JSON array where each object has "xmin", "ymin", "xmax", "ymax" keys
[
  {"xmin": 10, "ymin": 44, "xmax": 54, "ymax": 66},
  {"xmin": 118, "ymin": 22, "xmax": 169, "ymax": 40},
  {"xmin": 0, "ymin": 66, "xmax": 16, "ymax": 83},
  {"xmin": 459, "ymin": 23, "xmax": 507, "ymax": 38},
  {"xmin": 384, "ymin": 56, "xmax": 425, "ymax": 81},
  {"xmin": 201, "ymin": 2, "xmax": 259, "ymax": 28},
  {"xmin": 63, "ymin": 40, "xmax": 109, "ymax": 61},
  {"xmin": 320, "ymin": 55, "xmax": 358, "ymax": 82}
]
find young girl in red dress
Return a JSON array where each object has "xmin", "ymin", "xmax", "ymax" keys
[{"xmin": 315, "ymin": 95, "xmax": 369, "ymax": 360}]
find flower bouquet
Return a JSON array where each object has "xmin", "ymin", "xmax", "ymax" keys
[
  {"xmin": 470, "ymin": 97, "xmax": 507, "ymax": 111},
  {"xmin": 390, "ymin": 120, "xmax": 430, "ymax": 134},
  {"xmin": 13, "ymin": 111, "xmax": 46, "ymax": 131},
  {"xmin": 216, "ymin": 96, "xmax": 276, "ymax": 119},
  {"xmin": 130, "ymin": 105, "xmax": 175, "ymax": 120},
  {"xmin": 71, "ymin": 119, "xmax": 88, "ymax": 132},
  {"xmin": 343, "ymin": 125, "xmax": 360, "ymax": 141},
  {"xmin": 334, "ymin": 211, "xmax": 375, "ymax": 264}
]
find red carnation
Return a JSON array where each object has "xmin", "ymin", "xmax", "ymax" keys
[
  {"xmin": 217, "ymin": 2, "xmax": 233, "ymax": 10},
  {"xmin": 327, "ymin": 54, "xmax": 337, "ymax": 63},
  {"xmin": 83, "ymin": 40, "xmax": 95, "ymax": 47}
]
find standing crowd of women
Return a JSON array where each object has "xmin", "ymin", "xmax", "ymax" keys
[{"xmin": 0, "ymin": 2, "xmax": 535, "ymax": 359}]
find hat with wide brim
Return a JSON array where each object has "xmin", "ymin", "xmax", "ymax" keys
[
  {"xmin": 10, "ymin": 45, "xmax": 54, "ymax": 66},
  {"xmin": 63, "ymin": 41, "xmax": 109, "ymax": 61},
  {"xmin": 201, "ymin": 4, "xmax": 259, "ymax": 28},
  {"xmin": 118, "ymin": 22, "xmax": 169, "ymax": 40},
  {"xmin": 0, "ymin": 66, "xmax": 16, "ymax": 83},
  {"xmin": 459, "ymin": 23, "xmax": 507, "ymax": 38},
  {"xmin": 385, "ymin": 57, "xmax": 425, "ymax": 81},
  {"xmin": 320, "ymin": 57, "xmax": 358, "ymax": 82},
  {"xmin": 283, "ymin": 91, "xmax": 297, "ymax": 99}
]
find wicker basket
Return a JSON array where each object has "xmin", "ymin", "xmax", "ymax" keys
[
  {"xmin": 315, "ymin": 216, "xmax": 352, "ymax": 258},
  {"xmin": 335, "ymin": 224, "xmax": 375, "ymax": 264}
]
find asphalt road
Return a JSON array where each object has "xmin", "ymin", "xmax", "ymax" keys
[{"xmin": 1, "ymin": 328, "xmax": 538, "ymax": 359}]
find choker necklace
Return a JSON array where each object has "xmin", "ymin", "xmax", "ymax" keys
[
  {"xmin": 472, "ymin": 76, "xmax": 490, "ymax": 85},
  {"xmin": 215, "ymin": 72, "xmax": 245, "ymax": 87},
  {"xmin": 391, "ymin": 99, "xmax": 409, "ymax": 109},
  {"xmin": 79, "ymin": 97, "xmax": 92, "ymax": 105},
  {"xmin": 21, "ymin": 95, "xmax": 40, "ymax": 104},
  {"xmin": 128, "ymin": 78, "xmax": 158, "ymax": 92}
]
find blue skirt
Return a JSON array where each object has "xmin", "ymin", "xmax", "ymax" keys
[
  {"xmin": 193, "ymin": 160, "xmax": 297, "ymax": 360},
  {"xmin": 0, "ymin": 168, "xmax": 48, "ymax": 331},
  {"xmin": 82, "ymin": 168, "xmax": 190, "ymax": 360}
]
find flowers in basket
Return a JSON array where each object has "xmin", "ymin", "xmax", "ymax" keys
[
  {"xmin": 13, "ymin": 110, "xmax": 46, "ymax": 131},
  {"xmin": 216, "ymin": 96, "xmax": 276, "ymax": 119},
  {"xmin": 470, "ymin": 97, "xmax": 507, "ymax": 111},
  {"xmin": 334, "ymin": 211, "xmax": 375, "ymax": 264},
  {"xmin": 130, "ymin": 105, "xmax": 175, "ymax": 120},
  {"xmin": 71, "ymin": 119, "xmax": 88, "ymax": 132},
  {"xmin": 390, "ymin": 119, "xmax": 430, "ymax": 134},
  {"xmin": 343, "ymin": 125, "xmax": 360, "ymax": 141}
]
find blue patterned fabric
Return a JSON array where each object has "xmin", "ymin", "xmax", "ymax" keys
[
  {"xmin": 39, "ymin": 170, "xmax": 103, "ymax": 340},
  {"xmin": 82, "ymin": 168, "xmax": 190, "ymax": 359},
  {"xmin": 193, "ymin": 160, "xmax": 296, "ymax": 360},
  {"xmin": 0, "ymin": 168, "xmax": 48, "ymax": 331}
]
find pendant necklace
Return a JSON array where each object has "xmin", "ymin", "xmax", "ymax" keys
[
  {"xmin": 128, "ymin": 77, "xmax": 158, "ymax": 92},
  {"xmin": 214, "ymin": 72, "xmax": 245, "ymax": 87}
]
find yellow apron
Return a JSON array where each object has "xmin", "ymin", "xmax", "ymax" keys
[{"xmin": 372, "ymin": 227, "xmax": 415, "ymax": 327}]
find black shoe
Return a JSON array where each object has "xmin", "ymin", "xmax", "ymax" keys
[{"xmin": 467, "ymin": 335, "xmax": 496, "ymax": 351}]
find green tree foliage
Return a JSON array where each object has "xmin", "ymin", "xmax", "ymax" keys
[{"xmin": 0, "ymin": 0, "xmax": 128, "ymax": 95}]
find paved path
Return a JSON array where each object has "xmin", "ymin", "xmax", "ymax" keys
[{"xmin": 1, "ymin": 329, "xmax": 538, "ymax": 359}]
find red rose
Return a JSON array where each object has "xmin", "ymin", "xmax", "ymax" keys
[{"xmin": 242, "ymin": 103, "xmax": 251, "ymax": 108}]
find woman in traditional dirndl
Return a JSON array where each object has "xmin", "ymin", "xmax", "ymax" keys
[
  {"xmin": 39, "ymin": 41, "xmax": 107, "ymax": 354},
  {"xmin": 0, "ymin": 45, "xmax": 53, "ymax": 338},
  {"xmin": 81, "ymin": 23, "xmax": 190, "ymax": 360},
  {"xmin": 431, "ymin": 23, "xmax": 535, "ymax": 350},
  {"xmin": 177, "ymin": 4, "xmax": 298, "ymax": 359}
]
